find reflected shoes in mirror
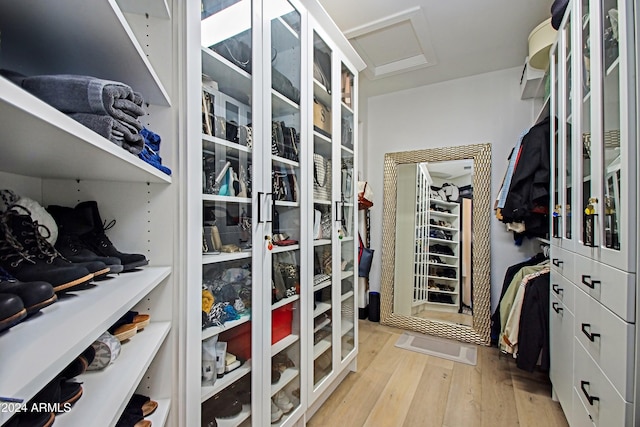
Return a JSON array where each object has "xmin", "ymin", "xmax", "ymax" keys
[
  {"xmin": 429, "ymin": 244, "xmax": 454, "ymax": 256},
  {"xmin": 271, "ymin": 399, "xmax": 283, "ymax": 423}
]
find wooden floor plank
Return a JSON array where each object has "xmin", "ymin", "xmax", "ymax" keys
[{"xmin": 308, "ymin": 321, "xmax": 569, "ymax": 427}]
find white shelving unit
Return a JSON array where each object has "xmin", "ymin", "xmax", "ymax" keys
[{"xmin": 0, "ymin": 1, "xmax": 177, "ymax": 426}]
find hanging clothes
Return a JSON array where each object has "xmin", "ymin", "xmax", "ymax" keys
[{"xmin": 516, "ymin": 273, "xmax": 551, "ymax": 372}]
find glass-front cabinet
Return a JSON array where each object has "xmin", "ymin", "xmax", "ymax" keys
[
  {"xmin": 574, "ymin": 0, "xmax": 636, "ymax": 272},
  {"xmin": 195, "ymin": 1, "xmax": 361, "ymax": 425}
]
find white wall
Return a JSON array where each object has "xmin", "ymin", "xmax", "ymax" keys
[{"xmin": 364, "ymin": 66, "xmax": 540, "ymax": 313}]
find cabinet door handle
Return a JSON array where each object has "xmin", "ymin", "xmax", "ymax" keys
[
  {"xmin": 552, "ymin": 258, "xmax": 564, "ymax": 267},
  {"xmin": 552, "ymin": 302, "xmax": 563, "ymax": 314},
  {"xmin": 580, "ymin": 381, "xmax": 600, "ymax": 406},
  {"xmin": 335, "ymin": 201, "xmax": 341, "ymax": 222},
  {"xmin": 581, "ymin": 323, "xmax": 601, "ymax": 342},
  {"xmin": 552, "ymin": 284, "xmax": 563, "ymax": 295},
  {"xmin": 581, "ymin": 275, "xmax": 601, "ymax": 289},
  {"xmin": 258, "ymin": 192, "xmax": 265, "ymax": 223}
]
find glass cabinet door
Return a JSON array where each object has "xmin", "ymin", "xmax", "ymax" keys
[
  {"xmin": 551, "ymin": 44, "xmax": 562, "ymax": 242},
  {"xmin": 200, "ymin": 1, "xmax": 255, "ymax": 426},
  {"xmin": 563, "ymin": 15, "xmax": 574, "ymax": 244},
  {"xmin": 599, "ymin": 0, "xmax": 621, "ymax": 253},
  {"xmin": 311, "ymin": 31, "xmax": 334, "ymax": 389},
  {"xmin": 269, "ymin": 1, "xmax": 303, "ymax": 424},
  {"xmin": 339, "ymin": 63, "xmax": 356, "ymax": 362}
]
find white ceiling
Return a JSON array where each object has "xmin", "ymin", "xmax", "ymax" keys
[{"xmin": 317, "ymin": 0, "xmax": 554, "ymax": 98}]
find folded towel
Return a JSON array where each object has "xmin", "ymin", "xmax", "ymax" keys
[
  {"xmin": 20, "ymin": 74, "xmax": 146, "ymax": 129},
  {"xmin": 68, "ymin": 113, "xmax": 144, "ymax": 155}
]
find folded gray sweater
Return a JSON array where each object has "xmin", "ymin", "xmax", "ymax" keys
[
  {"xmin": 21, "ymin": 74, "xmax": 145, "ymax": 130},
  {"xmin": 68, "ymin": 113, "xmax": 144, "ymax": 155}
]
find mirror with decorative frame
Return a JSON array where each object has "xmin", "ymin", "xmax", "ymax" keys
[{"xmin": 380, "ymin": 143, "xmax": 491, "ymax": 345}]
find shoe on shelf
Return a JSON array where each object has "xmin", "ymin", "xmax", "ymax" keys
[
  {"xmin": 75, "ymin": 201, "xmax": 148, "ymax": 272},
  {"xmin": 47, "ymin": 205, "xmax": 124, "ymax": 274},
  {"xmin": 0, "ymin": 267, "xmax": 56, "ymax": 315},
  {"xmin": 202, "ymin": 393, "xmax": 242, "ymax": 419},
  {"xmin": 124, "ymin": 394, "xmax": 158, "ymax": 418},
  {"xmin": 115, "ymin": 411, "xmax": 151, "ymax": 427},
  {"xmin": 273, "ymin": 390, "xmax": 294, "ymax": 414},
  {"xmin": 87, "ymin": 332, "xmax": 121, "ymax": 371},
  {"xmin": 0, "ymin": 293, "xmax": 27, "ymax": 333},
  {"xmin": 271, "ymin": 399, "xmax": 283, "ymax": 424},
  {"xmin": 0, "ymin": 208, "xmax": 93, "ymax": 293},
  {"xmin": 60, "ymin": 345, "xmax": 96, "ymax": 380}
]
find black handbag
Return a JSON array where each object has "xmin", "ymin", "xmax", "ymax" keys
[
  {"xmin": 272, "ymin": 67, "xmax": 300, "ymax": 104},
  {"xmin": 210, "ymin": 35, "xmax": 252, "ymax": 73},
  {"xmin": 358, "ymin": 233, "xmax": 374, "ymax": 278}
]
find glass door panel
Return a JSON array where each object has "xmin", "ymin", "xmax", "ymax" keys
[
  {"xmin": 551, "ymin": 47, "xmax": 561, "ymax": 239},
  {"xmin": 200, "ymin": 1, "xmax": 254, "ymax": 426},
  {"xmin": 312, "ymin": 31, "xmax": 334, "ymax": 387},
  {"xmin": 269, "ymin": 1, "xmax": 302, "ymax": 423},
  {"xmin": 580, "ymin": 0, "xmax": 594, "ymax": 247},
  {"xmin": 600, "ymin": 0, "xmax": 621, "ymax": 250},
  {"xmin": 340, "ymin": 63, "xmax": 355, "ymax": 360},
  {"xmin": 564, "ymin": 16, "xmax": 573, "ymax": 240}
]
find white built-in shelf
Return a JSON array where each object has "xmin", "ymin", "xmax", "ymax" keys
[
  {"xmin": 314, "ymin": 137, "xmax": 332, "ymax": 159},
  {"xmin": 0, "ymin": 266, "xmax": 171, "ymax": 425},
  {"xmin": 56, "ymin": 322, "xmax": 171, "ymax": 427},
  {"xmin": 314, "ymin": 130, "xmax": 332, "ymax": 144},
  {"xmin": 313, "ymin": 199, "xmax": 331, "ymax": 205},
  {"xmin": 116, "ymin": 0, "xmax": 171, "ymax": 19},
  {"xmin": 341, "ymin": 146, "xmax": 354, "ymax": 155},
  {"xmin": 0, "ymin": 78, "xmax": 172, "ymax": 184},
  {"xmin": 429, "ymin": 224, "xmax": 459, "ymax": 232},
  {"xmin": 429, "ymin": 237, "xmax": 457, "ymax": 245},
  {"xmin": 201, "ymin": 47, "xmax": 251, "ymax": 101},
  {"xmin": 428, "ymin": 289, "xmax": 459, "ymax": 295},
  {"xmin": 430, "ymin": 199, "xmax": 459, "ymax": 208},
  {"xmin": 202, "ymin": 314, "xmax": 252, "ymax": 341},
  {"xmin": 201, "ymin": 359, "xmax": 252, "ymax": 402},
  {"xmin": 313, "ymin": 317, "xmax": 331, "ymax": 333},
  {"xmin": 314, "ymin": 239, "xmax": 331, "ymax": 246},
  {"xmin": 275, "ymin": 16, "xmax": 299, "ymax": 40},
  {"xmin": 340, "ymin": 236, "xmax": 354, "ymax": 242},
  {"xmin": 0, "ymin": 2, "xmax": 170, "ymax": 105},
  {"xmin": 313, "ymin": 339, "xmax": 332, "ymax": 360},
  {"xmin": 537, "ymin": 237, "xmax": 551, "ymax": 245},
  {"xmin": 428, "ymin": 275, "xmax": 458, "ymax": 282},
  {"xmin": 271, "ymin": 334, "xmax": 300, "ymax": 356},
  {"xmin": 343, "ymin": 202, "xmax": 354, "ymax": 207},
  {"xmin": 428, "ymin": 261, "xmax": 458, "ymax": 268},
  {"xmin": 272, "ymin": 155, "xmax": 300, "ymax": 168},
  {"xmin": 271, "ymin": 244, "xmax": 300, "ymax": 254},
  {"xmin": 341, "ymin": 271, "xmax": 354, "ymax": 281},
  {"xmin": 583, "ymin": 15, "xmax": 590, "ymax": 29},
  {"xmin": 214, "ymin": 404, "xmax": 251, "ymax": 427},
  {"xmin": 146, "ymin": 398, "xmax": 171, "ymax": 427},
  {"xmin": 270, "ymin": 368, "xmax": 299, "ymax": 397},
  {"xmin": 272, "ymin": 89, "xmax": 300, "ymax": 116},
  {"xmin": 272, "ymin": 294, "xmax": 300, "ymax": 311},
  {"xmin": 313, "ymin": 302, "xmax": 331, "ymax": 318},
  {"xmin": 428, "ymin": 210, "xmax": 457, "ymax": 219},
  {"xmin": 313, "ymin": 79, "xmax": 331, "ymax": 107},
  {"xmin": 313, "ymin": 279, "xmax": 331, "ymax": 292},
  {"xmin": 275, "ymin": 200, "xmax": 300, "ymax": 207},
  {"xmin": 341, "ymin": 291, "xmax": 354, "ymax": 302},
  {"xmin": 202, "ymin": 194, "xmax": 251, "ymax": 204},
  {"xmin": 341, "ymin": 321, "xmax": 354, "ymax": 337},
  {"xmin": 606, "ymin": 57, "xmax": 620, "ymax": 77},
  {"xmin": 583, "ymin": 91, "xmax": 591, "ymax": 104},
  {"xmin": 202, "ymin": 251, "xmax": 252, "ymax": 265},
  {"xmin": 341, "ymin": 102, "xmax": 354, "ymax": 115},
  {"xmin": 203, "ymin": 134, "xmax": 252, "ymax": 153},
  {"xmin": 433, "ymin": 253, "xmax": 459, "ymax": 260}
]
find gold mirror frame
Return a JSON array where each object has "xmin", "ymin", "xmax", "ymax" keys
[{"xmin": 380, "ymin": 143, "xmax": 491, "ymax": 345}]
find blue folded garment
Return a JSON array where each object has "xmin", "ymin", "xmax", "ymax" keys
[{"xmin": 139, "ymin": 128, "xmax": 171, "ymax": 175}]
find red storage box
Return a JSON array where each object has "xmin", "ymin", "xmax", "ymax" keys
[
  {"xmin": 272, "ymin": 302, "xmax": 294, "ymax": 345},
  {"xmin": 220, "ymin": 321, "xmax": 251, "ymax": 361}
]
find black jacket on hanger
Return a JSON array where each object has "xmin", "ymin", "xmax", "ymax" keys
[
  {"xmin": 516, "ymin": 273, "xmax": 550, "ymax": 372},
  {"xmin": 501, "ymin": 117, "xmax": 550, "ymax": 236}
]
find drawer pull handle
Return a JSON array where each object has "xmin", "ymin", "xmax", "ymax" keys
[
  {"xmin": 552, "ymin": 302, "xmax": 563, "ymax": 314},
  {"xmin": 581, "ymin": 323, "xmax": 601, "ymax": 342},
  {"xmin": 552, "ymin": 284, "xmax": 563, "ymax": 295},
  {"xmin": 581, "ymin": 275, "xmax": 601, "ymax": 289},
  {"xmin": 552, "ymin": 258, "xmax": 564, "ymax": 267},
  {"xmin": 580, "ymin": 381, "xmax": 600, "ymax": 406}
]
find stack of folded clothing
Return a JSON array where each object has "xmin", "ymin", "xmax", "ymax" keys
[
  {"xmin": 16, "ymin": 74, "xmax": 147, "ymax": 154},
  {"xmin": 139, "ymin": 128, "xmax": 172, "ymax": 175}
]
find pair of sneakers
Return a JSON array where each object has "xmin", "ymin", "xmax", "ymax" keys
[{"xmin": 271, "ymin": 391, "xmax": 294, "ymax": 423}]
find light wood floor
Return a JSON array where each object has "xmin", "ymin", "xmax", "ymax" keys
[{"xmin": 308, "ymin": 320, "xmax": 568, "ymax": 427}]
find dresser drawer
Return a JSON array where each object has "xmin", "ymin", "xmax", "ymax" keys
[
  {"xmin": 549, "ymin": 293, "xmax": 574, "ymax": 420},
  {"xmin": 574, "ymin": 287, "xmax": 635, "ymax": 400},
  {"xmin": 573, "ymin": 339, "xmax": 633, "ymax": 426},
  {"xmin": 550, "ymin": 246, "xmax": 574, "ymax": 280},
  {"xmin": 550, "ymin": 271, "xmax": 574, "ymax": 314},
  {"xmin": 574, "ymin": 254, "xmax": 635, "ymax": 322},
  {"xmin": 572, "ymin": 388, "xmax": 596, "ymax": 427}
]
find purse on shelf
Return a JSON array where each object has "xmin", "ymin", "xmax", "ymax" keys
[
  {"xmin": 341, "ymin": 158, "xmax": 353, "ymax": 202},
  {"xmin": 341, "ymin": 118, "xmax": 353, "ymax": 148},
  {"xmin": 210, "ymin": 35, "xmax": 252, "ymax": 73},
  {"xmin": 314, "ymin": 49, "xmax": 332, "ymax": 93},
  {"xmin": 313, "ymin": 98, "xmax": 332, "ymax": 137},
  {"xmin": 358, "ymin": 233, "xmax": 374, "ymax": 278},
  {"xmin": 272, "ymin": 66, "xmax": 300, "ymax": 104},
  {"xmin": 313, "ymin": 153, "xmax": 332, "ymax": 201},
  {"xmin": 213, "ymin": 115, "xmax": 226, "ymax": 139},
  {"xmin": 313, "ymin": 209, "xmax": 322, "ymax": 240},
  {"xmin": 203, "ymin": 225, "xmax": 222, "ymax": 253},
  {"xmin": 320, "ymin": 209, "xmax": 332, "ymax": 240}
]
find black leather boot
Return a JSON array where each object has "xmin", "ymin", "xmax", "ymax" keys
[
  {"xmin": 0, "ymin": 266, "xmax": 56, "ymax": 315},
  {"xmin": 0, "ymin": 208, "xmax": 93, "ymax": 293},
  {"xmin": 47, "ymin": 205, "xmax": 124, "ymax": 274},
  {"xmin": 75, "ymin": 201, "xmax": 148, "ymax": 271},
  {"xmin": 0, "ymin": 293, "xmax": 26, "ymax": 333}
]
